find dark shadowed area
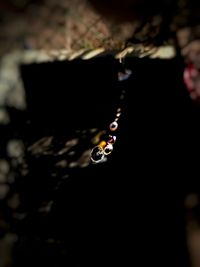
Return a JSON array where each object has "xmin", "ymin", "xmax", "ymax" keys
[{"xmin": 0, "ymin": 0, "xmax": 200, "ymax": 267}]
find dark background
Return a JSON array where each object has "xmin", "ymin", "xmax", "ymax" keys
[
  {"xmin": 8, "ymin": 55, "xmax": 200, "ymax": 267},
  {"xmin": 0, "ymin": 0, "xmax": 199, "ymax": 266}
]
